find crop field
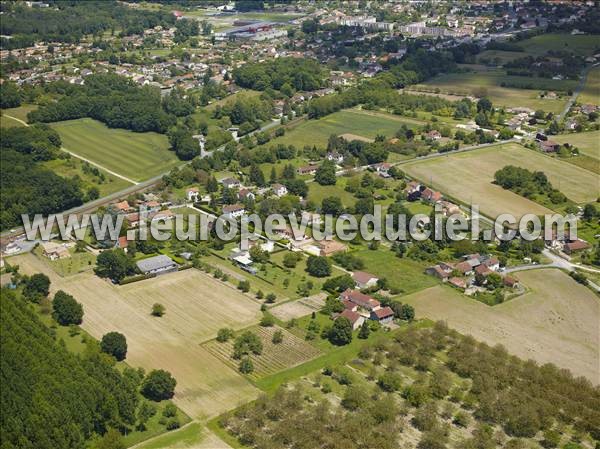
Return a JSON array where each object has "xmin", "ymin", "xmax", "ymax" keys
[
  {"xmin": 270, "ymin": 293, "xmax": 327, "ymax": 321},
  {"xmin": 268, "ymin": 109, "xmax": 420, "ymax": 148},
  {"xmin": 516, "ymin": 33, "xmax": 600, "ymax": 57},
  {"xmin": 9, "ymin": 253, "xmax": 262, "ymax": 419},
  {"xmin": 352, "ymin": 249, "xmax": 437, "ymax": 295},
  {"xmin": 403, "ymin": 143, "xmax": 599, "ymax": 218},
  {"xmin": 579, "ymin": 66, "xmax": 600, "ymax": 105},
  {"xmin": 203, "ymin": 325, "xmax": 322, "ymax": 381},
  {"xmin": 415, "ymin": 68, "xmax": 575, "ymax": 113},
  {"xmin": 50, "ymin": 118, "xmax": 180, "ymax": 182},
  {"xmin": 552, "ymin": 130, "xmax": 600, "ymax": 174},
  {"xmin": 402, "ymin": 269, "xmax": 599, "ymax": 384}
]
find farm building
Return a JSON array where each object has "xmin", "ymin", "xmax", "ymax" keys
[
  {"xmin": 352, "ymin": 271, "xmax": 379, "ymax": 289},
  {"xmin": 41, "ymin": 241, "xmax": 70, "ymax": 260},
  {"xmin": 136, "ymin": 255, "xmax": 178, "ymax": 276},
  {"xmin": 370, "ymin": 306, "xmax": 395, "ymax": 324},
  {"xmin": 318, "ymin": 240, "xmax": 347, "ymax": 257},
  {"xmin": 336, "ymin": 309, "xmax": 365, "ymax": 330}
]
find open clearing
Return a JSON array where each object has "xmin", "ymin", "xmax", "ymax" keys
[
  {"xmin": 203, "ymin": 325, "xmax": 322, "ymax": 381},
  {"xmin": 579, "ymin": 66, "xmax": 600, "ymax": 105},
  {"xmin": 50, "ymin": 118, "xmax": 180, "ymax": 182},
  {"xmin": 270, "ymin": 294, "xmax": 327, "ymax": 321},
  {"xmin": 415, "ymin": 68, "xmax": 574, "ymax": 114},
  {"xmin": 10, "ymin": 253, "xmax": 262, "ymax": 419},
  {"xmin": 404, "ymin": 143, "xmax": 599, "ymax": 218},
  {"xmin": 402, "ymin": 269, "xmax": 599, "ymax": 384},
  {"xmin": 268, "ymin": 109, "xmax": 420, "ymax": 148}
]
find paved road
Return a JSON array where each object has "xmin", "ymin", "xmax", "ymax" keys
[{"xmin": 557, "ymin": 64, "xmax": 598, "ymax": 121}]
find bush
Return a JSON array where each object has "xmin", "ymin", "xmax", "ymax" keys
[
  {"xmin": 151, "ymin": 303, "xmax": 165, "ymax": 317},
  {"xmin": 217, "ymin": 328, "xmax": 234, "ymax": 342},
  {"xmin": 166, "ymin": 418, "xmax": 180, "ymax": 430},
  {"xmin": 272, "ymin": 329, "xmax": 283, "ymax": 344},
  {"xmin": 162, "ymin": 403, "xmax": 178, "ymax": 418},
  {"xmin": 260, "ymin": 313, "xmax": 275, "ymax": 327},
  {"xmin": 239, "ymin": 357, "xmax": 254, "ymax": 374}
]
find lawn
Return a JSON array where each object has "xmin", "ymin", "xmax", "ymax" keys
[
  {"xmin": 9, "ymin": 253, "xmax": 263, "ymax": 420},
  {"xmin": 352, "ymin": 248, "xmax": 438, "ymax": 295},
  {"xmin": 402, "ymin": 269, "xmax": 599, "ymax": 384},
  {"xmin": 43, "ymin": 156, "xmax": 131, "ymax": 197},
  {"xmin": 1, "ymin": 114, "xmax": 25, "ymax": 128},
  {"xmin": 403, "ymin": 143, "xmax": 599, "ymax": 219},
  {"xmin": 415, "ymin": 68, "xmax": 575, "ymax": 114},
  {"xmin": 516, "ymin": 33, "xmax": 600, "ymax": 57},
  {"xmin": 307, "ymin": 176, "xmax": 357, "ymax": 207},
  {"xmin": 203, "ymin": 325, "xmax": 322, "ymax": 381},
  {"xmin": 579, "ymin": 66, "xmax": 600, "ymax": 105},
  {"xmin": 267, "ymin": 109, "xmax": 421, "ymax": 148},
  {"xmin": 50, "ymin": 118, "xmax": 180, "ymax": 182}
]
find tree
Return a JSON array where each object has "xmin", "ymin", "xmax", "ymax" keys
[
  {"xmin": 94, "ymin": 428, "xmax": 125, "ymax": 449},
  {"xmin": 272, "ymin": 329, "xmax": 283, "ymax": 344},
  {"xmin": 477, "ymin": 97, "xmax": 493, "ymax": 113},
  {"xmin": 136, "ymin": 401, "xmax": 157, "ymax": 431},
  {"xmin": 249, "ymin": 245, "xmax": 270, "ymax": 264},
  {"xmin": 328, "ymin": 317, "xmax": 353, "ymax": 345},
  {"xmin": 101, "ymin": 332, "xmax": 127, "ymax": 361},
  {"xmin": 306, "ymin": 256, "xmax": 332, "ymax": 277},
  {"xmin": 52, "ymin": 290, "xmax": 83, "ymax": 325},
  {"xmin": 151, "ymin": 303, "xmax": 165, "ymax": 317},
  {"xmin": 315, "ymin": 160, "xmax": 337, "ymax": 185},
  {"xmin": 233, "ymin": 331, "xmax": 263, "ymax": 358},
  {"xmin": 260, "ymin": 313, "xmax": 275, "ymax": 327},
  {"xmin": 583, "ymin": 203, "xmax": 597, "ymax": 221},
  {"xmin": 217, "ymin": 328, "xmax": 234, "ymax": 342},
  {"xmin": 238, "ymin": 280, "xmax": 251, "ymax": 292},
  {"xmin": 23, "ymin": 273, "xmax": 50, "ymax": 301},
  {"xmin": 283, "ymin": 252, "xmax": 301, "ymax": 268},
  {"xmin": 358, "ymin": 321, "xmax": 370, "ymax": 339},
  {"xmin": 321, "ymin": 196, "xmax": 343, "ymax": 216},
  {"xmin": 239, "ymin": 357, "xmax": 254, "ymax": 374},
  {"xmin": 95, "ymin": 249, "xmax": 135, "ymax": 282},
  {"xmin": 141, "ymin": 369, "xmax": 177, "ymax": 401},
  {"xmin": 341, "ymin": 385, "xmax": 368, "ymax": 410},
  {"xmin": 378, "ymin": 371, "xmax": 403, "ymax": 392},
  {"xmin": 249, "ymin": 163, "xmax": 266, "ymax": 187}
]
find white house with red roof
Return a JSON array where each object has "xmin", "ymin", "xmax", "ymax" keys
[{"xmin": 352, "ymin": 271, "xmax": 379, "ymax": 289}]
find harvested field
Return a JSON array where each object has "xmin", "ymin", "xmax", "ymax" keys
[
  {"xmin": 402, "ymin": 269, "xmax": 600, "ymax": 384},
  {"xmin": 9, "ymin": 253, "xmax": 262, "ymax": 419},
  {"xmin": 270, "ymin": 293, "xmax": 327, "ymax": 321},
  {"xmin": 404, "ymin": 143, "xmax": 599, "ymax": 219},
  {"xmin": 203, "ymin": 325, "xmax": 322, "ymax": 381},
  {"xmin": 579, "ymin": 66, "xmax": 600, "ymax": 105},
  {"xmin": 553, "ymin": 130, "xmax": 600, "ymax": 160}
]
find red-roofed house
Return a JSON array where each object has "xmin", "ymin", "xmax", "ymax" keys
[
  {"xmin": 474, "ymin": 264, "xmax": 493, "ymax": 276},
  {"xmin": 352, "ymin": 271, "xmax": 379, "ymax": 289},
  {"xmin": 449, "ymin": 277, "xmax": 467, "ymax": 290},
  {"xmin": 421, "ymin": 188, "xmax": 442, "ymax": 203},
  {"xmin": 337, "ymin": 309, "xmax": 365, "ymax": 330},
  {"xmin": 564, "ymin": 239, "xmax": 590, "ymax": 255},
  {"xmin": 339, "ymin": 289, "xmax": 381, "ymax": 311},
  {"xmin": 114, "ymin": 200, "xmax": 131, "ymax": 213}
]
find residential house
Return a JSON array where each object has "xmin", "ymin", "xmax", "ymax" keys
[
  {"xmin": 326, "ymin": 151, "xmax": 344, "ymax": 163},
  {"xmin": 297, "ymin": 164, "xmax": 319, "ymax": 176},
  {"xmin": 186, "ymin": 187, "xmax": 200, "ymax": 202},
  {"xmin": 564, "ymin": 239, "xmax": 590, "ymax": 255},
  {"xmin": 318, "ymin": 239, "xmax": 348, "ymax": 257},
  {"xmin": 136, "ymin": 254, "xmax": 178, "ymax": 276},
  {"xmin": 371, "ymin": 162, "xmax": 392, "ymax": 177},
  {"xmin": 223, "ymin": 203, "xmax": 246, "ymax": 219},
  {"xmin": 336, "ymin": 309, "xmax": 365, "ymax": 330},
  {"xmin": 271, "ymin": 183, "xmax": 288, "ymax": 197},
  {"xmin": 117, "ymin": 236, "xmax": 129, "ymax": 252},
  {"xmin": 425, "ymin": 130, "xmax": 442, "ymax": 140},
  {"xmin": 421, "ymin": 188, "xmax": 443, "ymax": 203},
  {"xmin": 426, "ymin": 265, "xmax": 451, "ymax": 281},
  {"xmin": 339, "ymin": 289, "xmax": 381, "ymax": 312},
  {"xmin": 41, "ymin": 241, "xmax": 70, "ymax": 260},
  {"xmin": 539, "ymin": 140, "xmax": 560, "ymax": 153},
  {"xmin": 352, "ymin": 271, "xmax": 379, "ymax": 289},
  {"xmin": 221, "ymin": 177, "xmax": 241, "ymax": 189},
  {"xmin": 449, "ymin": 277, "xmax": 467, "ymax": 290},
  {"xmin": 474, "ymin": 264, "xmax": 493, "ymax": 277},
  {"xmin": 113, "ymin": 200, "xmax": 132, "ymax": 213},
  {"xmin": 503, "ymin": 276, "xmax": 520, "ymax": 289},
  {"xmin": 238, "ymin": 188, "xmax": 256, "ymax": 202},
  {"xmin": 151, "ymin": 209, "xmax": 175, "ymax": 222},
  {"xmin": 125, "ymin": 212, "xmax": 141, "ymax": 228}
]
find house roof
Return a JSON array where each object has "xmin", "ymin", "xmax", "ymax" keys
[
  {"xmin": 503, "ymin": 275, "xmax": 518, "ymax": 287},
  {"xmin": 565, "ymin": 240, "xmax": 590, "ymax": 251},
  {"xmin": 449, "ymin": 277, "xmax": 466, "ymax": 289},
  {"xmin": 340, "ymin": 289, "xmax": 380, "ymax": 309},
  {"xmin": 474, "ymin": 264, "xmax": 492, "ymax": 276},
  {"xmin": 338, "ymin": 309, "xmax": 362, "ymax": 324},
  {"xmin": 371, "ymin": 306, "xmax": 394, "ymax": 320},
  {"xmin": 223, "ymin": 203, "xmax": 245, "ymax": 213},
  {"xmin": 352, "ymin": 271, "xmax": 378, "ymax": 284},
  {"xmin": 114, "ymin": 200, "xmax": 130, "ymax": 211},
  {"xmin": 136, "ymin": 255, "xmax": 177, "ymax": 273},
  {"xmin": 118, "ymin": 236, "xmax": 128, "ymax": 248},
  {"xmin": 454, "ymin": 261, "xmax": 472, "ymax": 274}
]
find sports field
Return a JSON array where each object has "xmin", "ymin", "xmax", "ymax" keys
[
  {"xmin": 402, "ymin": 269, "xmax": 600, "ymax": 384},
  {"xmin": 270, "ymin": 109, "xmax": 421, "ymax": 148},
  {"xmin": 11, "ymin": 253, "xmax": 262, "ymax": 419},
  {"xmin": 403, "ymin": 143, "xmax": 599, "ymax": 218},
  {"xmin": 415, "ymin": 68, "xmax": 575, "ymax": 114},
  {"xmin": 50, "ymin": 118, "xmax": 180, "ymax": 182},
  {"xmin": 579, "ymin": 66, "xmax": 600, "ymax": 105}
]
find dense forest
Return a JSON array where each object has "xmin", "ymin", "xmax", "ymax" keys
[
  {"xmin": 0, "ymin": 1, "xmax": 176, "ymax": 49},
  {"xmin": 28, "ymin": 73, "xmax": 178, "ymax": 133},
  {"xmin": 233, "ymin": 57, "xmax": 326, "ymax": 93},
  {"xmin": 0, "ymin": 126, "xmax": 84, "ymax": 231},
  {"xmin": 221, "ymin": 323, "xmax": 600, "ymax": 449},
  {"xmin": 0, "ymin": 289, "xmax": 141, "ymax": 449}
]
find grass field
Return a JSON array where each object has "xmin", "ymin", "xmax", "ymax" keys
[
  {"xmin": 203, "ymin": 325, "xmax": 322, "ymax": 381},
  {"xmin": 476, "ymin": 49, "xmax": 529, "ymax": 64},
  {"xmin": 33, "ymin": 245, "xmax": 96, "ymax": 277},
  {"xmin": 553, "ymin": 130, "xmax": 600, "ymax": 173},
  {"xmin": 1, "ymin": 104, "xmax": 37, "ymax": 123},
  {"xmin": 415, "ymin": 68, "xmax": 574, "ymax": 114},
  {"xmin": 352, "ymin": 249, "xmax": 438, "ymax": 295},
  {"xmin": 516, "ymin": 33, "xmax": 600, "ymax": 57},
  {"xmin": 136, "ymin": 423, "xmax": 233, "ymax": 449},
  {"xmin": 1, "ymin": 113, "xmax": 24, "ymax": 128},
  {"xmin": 402, "ymin": 269, "xmax": 599, "ymax": 384},
  {"xmin": 579, "ymin": 66, "xmax": 600, "ymax": 105},
  {"xmin": 10, "ymin": 254, "xmax": 262, "ymax": 419},
  {"xmin": 403, "ymin": 143, "xmax": 599, "ymax": 219},
  {"xmin": 50, "ymin": 118, "xmax": 180, "ymax": 182},
  {"xmin": 267, "ymin": 109, "xmax": 421, "ymax": 148}
]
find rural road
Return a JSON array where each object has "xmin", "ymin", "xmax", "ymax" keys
[{"xmin": 557, "ymin": 63, "xmax": 598, "ymax": 121}]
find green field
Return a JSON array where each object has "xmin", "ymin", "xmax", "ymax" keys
[
  {"xmin": 1, "ymin": 104, "xmax": 37, "ymax": 123},
  {"xmin": 268, "ymin": 109, "xmax": 421, "ymax": 148},
  {"xmin": 352, "ymin": 249, "xmax": 437, "ymax": 295},
  {"xmin": 404, "ymin": 143, "xmax": 599, "ymax": 219},
  {"xmin": 50, "ymin": 118, "xmax": 180, "ymax": 182},
  {"xmin": 416, "ymin": 68, "xmax": 575, "ymax": 114},
  {"xmin": 516, "ymin": 33, "xmax": 600, "ymax": 57},
  {"xmin": 553, "ymin": 130, "xmax": 600, "ymax": 174},
  {"xmin": 476, "ymin": 49, "xmax": 529, "ymax": 64},
  {"xmin": 579, "ymin": 66, "xmax": 600, "ymax": 105}
]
